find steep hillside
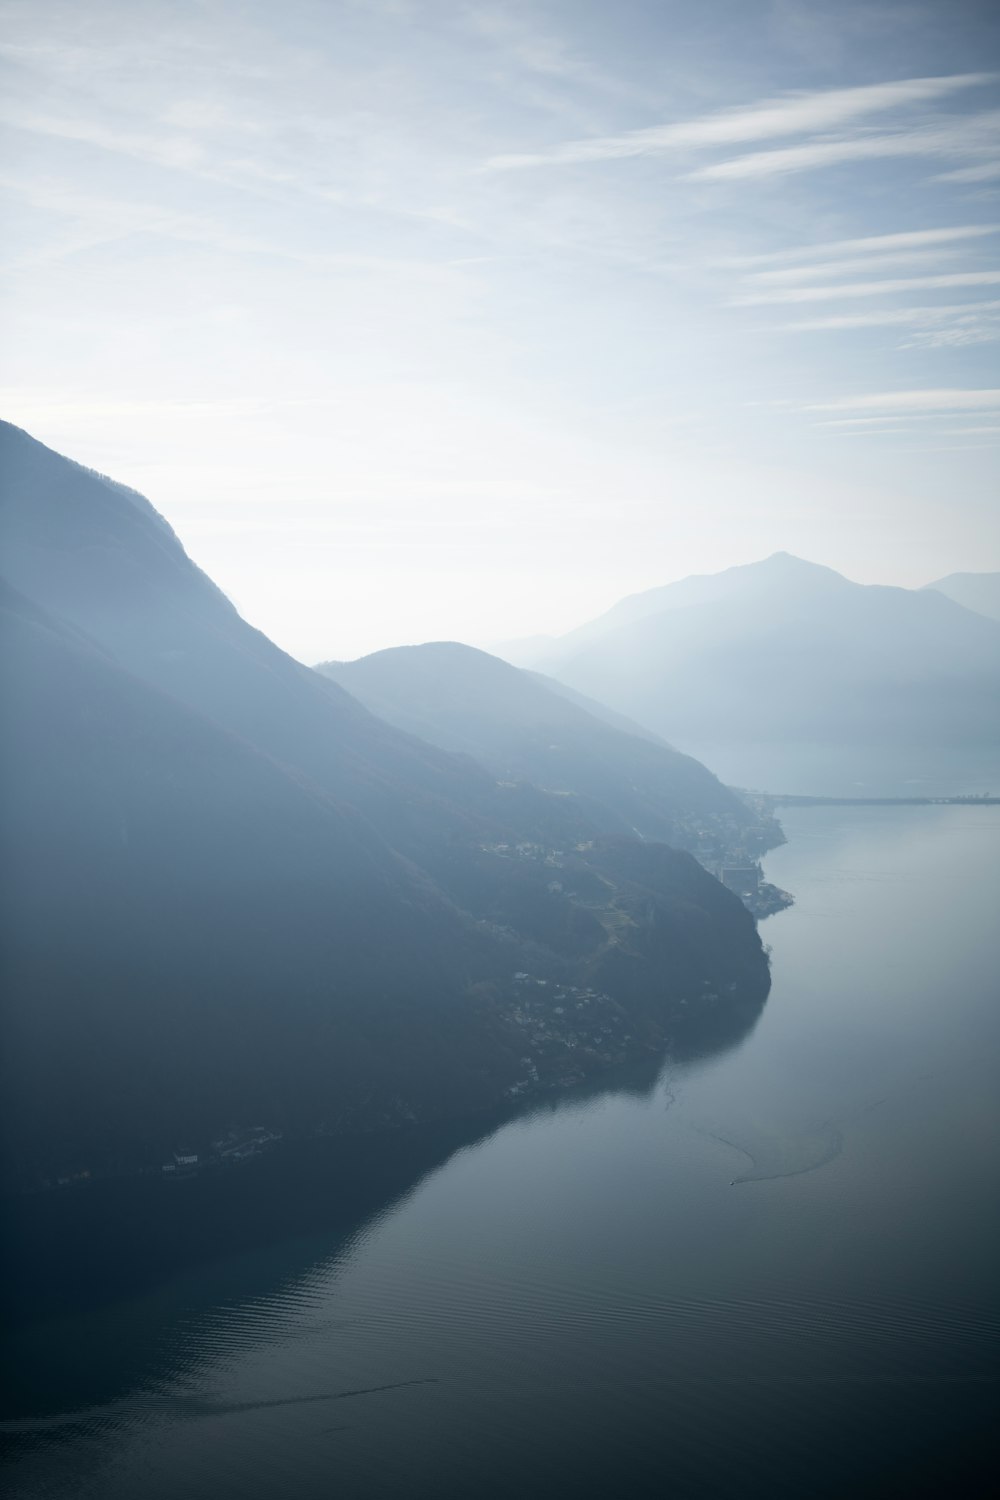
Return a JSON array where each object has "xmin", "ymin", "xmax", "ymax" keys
[
  {"xmin": 0, "ymin": 582, "xmax": 517, "ymax": 1184},
  {"xmin": 317, "ymin": 641, "xmax": 759, "ymax": 852},
  {"xmin": 0, "ymin": 423, "xmax": 770, "ymax": 1186}
]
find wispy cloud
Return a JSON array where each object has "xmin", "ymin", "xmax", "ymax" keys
[
  {"xmin": 727, "ymin": 222, "xmax": 1000, "ymax": 352},
  {"xmin": 813, "ymin": 416, "xmax": 1000, "ymax": 444},
  {"xmin": 723, "ymin": 225, "xmax": 1000, "ymax": 267},
  {"xmin": 901, "ymin": 325, "xmax": 1000, "ymax": 350},
  {"xmin": 778, "ymin": 300, "xmax": 1000, "ymax": 348},
  {"xmin": 819, "ymin": 425, "xmax": 923, "ymax": 436},
  {"xmin": 0, "ymin": 106, "xmax": 209, "ymax": 172},
  {"xmin": 806, "ymin": 388, "xmax": 1000, "ymax": 414},
  {"xmin": 745, "ymin": 248, "xmax": 971, "ymax": 284},
  {"xmin": 487, "ymin": 74, "xmax": 993, "ymax": 169},
  {"xmin": 734, "ymin": 270, "xmax": 1000, "ymax": 305},
  {"xmin": 791, "ymin": 304, "xmax": 1000, "ymax": 328},
  {"xmin": 460, "ymin": 4, "xmax": 655, "ymax": 106},
  {"xmin": 937, "ymin": 425, "xmax": 1000, "ymax": 434},
  {"xmin": 809, "ymin": 402, "xmax": 1000, "ymax": 445},
  {"xmin": 935, "ymin": 161, "xmax": 1000, "ymax": 182},
  {"xmin": 689, "ymin": 110, "xmax": 1000, "ymax": 181},
  {"xmin": 816, "ymin": 415, "xmax": 928, "ymax": 426}
]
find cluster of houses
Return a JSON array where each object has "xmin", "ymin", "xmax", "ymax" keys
[
  {"xmin": 686, "ymin": 820, "xmax": 791, "ymax": 919},
  {"xmin": 502, "ymin": 973, "xmax": 634, "ymax": 1097},
  {"xmin": 718, "ymin": 859, "xmax": 792, "ymax": 918},
  {"xmin": 478, "ymin": 803, "xmax": 785, "ymax": 922},
  {"xmin": 720, "ymin": 863, "xmax": 762, "ymax": 898},
  {"xmin": 53, "ymin": 1167, "xmax": 92, "ymax": 1188},
  {"xmin": 161, "ymin": 1125, "xmax": 282, "ymax": 1177},
  {"xmin": 480, "ymin": 840, "xmax": 565, "ymax": 864}
]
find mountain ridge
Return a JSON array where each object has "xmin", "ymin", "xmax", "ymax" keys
[
  {"xmin": 316, "ymin": 640, "xmax": 773, "ymax": 856},
  {"xmin": 0, "ymin": 422, "xmax": 771, "ymax": 1188},
  {"xmin": 925, "ymin": 571, "xmax": 1000, "ymax": 624},
  {"xmin": 517, "ymin": 553, "xmax": 1000, "ymax": 757}
]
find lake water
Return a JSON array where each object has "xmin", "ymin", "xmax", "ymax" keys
[{"xmin": 3, "ymin": 803, "xmax": 999, "ymax": 1498}]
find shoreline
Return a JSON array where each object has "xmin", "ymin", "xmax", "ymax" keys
[{"xmin": 759, "ymin": 793, "xmax": 998, "ymax": 808}]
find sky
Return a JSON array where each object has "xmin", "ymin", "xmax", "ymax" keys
[{"xmin": 2, "ymin": 0, "xmax": 999, "ymax": 661}]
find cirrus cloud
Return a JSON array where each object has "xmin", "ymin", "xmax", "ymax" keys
[{"xmin": 486, "ymin": 74, "xmax": 994, "ymax": 170}]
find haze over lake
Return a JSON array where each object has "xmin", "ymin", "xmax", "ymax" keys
[
  {"xmin": 3, "ymin": 3, "xmax": 999, "ymax": 1494},
  {"xmin": 5, "ymin": 799, "xmax": 998, "ymax": 1499}
]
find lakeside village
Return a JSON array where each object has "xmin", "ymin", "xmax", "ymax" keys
[
  {"xmin": 496, "ymin": 971, "xmax": 738, "ymax": 1100},
  {"xmin": 500, "ymin": 960, "xmax": 749, "ymax": 1104},
  {"xmin": 37, "ymin": 802, "xmax": 786, "ymax": 1194},
  {"xmin": 476, "ymin": 804, "xmax": 791, "ymax": 1100},
  {"xmin": 480, "ymin": 793, "xmax": 793, "ymax": 923},
  {"xmin": 503, "ymin": 974, "xmax": 637, "ymax": 1096},
  {"xmin": 677, "ymin": 793, "xmax": 793, "ymax": 918},
  {"xmin": 35, "ymin": 1124, "xmax": 284, "ymax": 1194},
  {"xmin": 160, "ymin": 1124, "xmax": 283, "ymax": 1178}
]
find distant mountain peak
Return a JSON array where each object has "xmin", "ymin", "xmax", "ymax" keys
[
  {"xmin": 524, "ymin": 544, "xmax": 1000, "ymax": 756},
  {"xmin": 717, "ymin": 551, "xmax": 847, "ymax": 584},
  {"xmin": 759, "ymin": 550, "xmax": 829, "ymax": 569},
  {"xmin": 538, "ymin": 551, "xmax": 850, "ymax": 662}
]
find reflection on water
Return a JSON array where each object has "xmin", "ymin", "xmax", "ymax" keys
[
  {"xmin": 3, "ymin": 804, "xmax": 999, "ymax": 1499},
  {"xmin": 1, "ymin": 983, "xmax": 767, "ymax": 1361}
]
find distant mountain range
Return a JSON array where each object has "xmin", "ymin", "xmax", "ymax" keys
[
  {"xmin": 0, "ymin": 423, "xmax": 769, "ymax": 1188},
  {"xmin": 317, "ymin": 642, "xmax": 772, "ymax": 855},
  {"xmin": 925, "ymin": 571, "xmax": 1000, "ymax": 624},
  {"xmin": 501, "ymin": 553, "xmax": 1000, "ymax": 764}
]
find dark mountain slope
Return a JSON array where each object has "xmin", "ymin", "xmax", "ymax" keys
[
  {"xmin": 0, "ymin": 422, "xmax": 764, "ymax": 910},
  {"xmin": 0, "ymin": 423, "xmax": 770, "ymax": 1184},
  {"xmin": 0, "ymin": 423, "xmax": 607, "ymax": 882},
  {"xmin": 317, "ymin": 641, "xmax": 752, "ymax": 850},
  {"xmin": 532, "ymin": 553, "xmax": 1000, "ymax": 750},
  {"xmin": 0, "ymin": 581, "xmax": 516, "ymax": 1184},
  {"xmin": 0, "ymin": 424, "xmax": 489, "ymax": 830}
]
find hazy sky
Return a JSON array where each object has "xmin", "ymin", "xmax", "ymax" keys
[{"xmin": 2, "ymin": 0, "xmax": 999, "ymax": 660}]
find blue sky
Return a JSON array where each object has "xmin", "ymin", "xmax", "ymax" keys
[{"xmin": 2, "ymin": 0, "xmax": 999, "ymax": 659}]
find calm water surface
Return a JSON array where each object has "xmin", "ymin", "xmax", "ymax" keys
[{"xmin": 3, "ymin": 804, "xmax": 999, "ymax": 1498}]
